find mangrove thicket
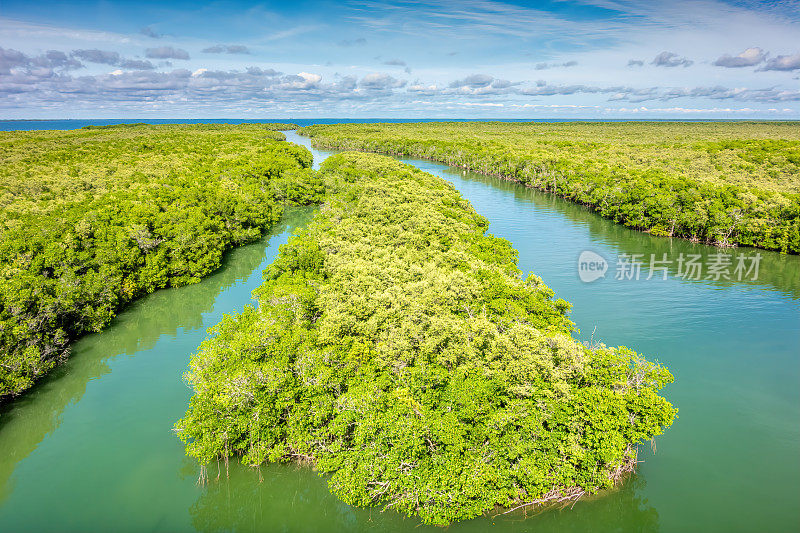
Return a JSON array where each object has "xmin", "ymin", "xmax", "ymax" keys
[
  {"xmin": 299, "ymin": 121, "xmax": 800, "ymax": 253},
  {"xmin": 0, "ymin": 123, "xmax": 323, "ymax": 399},
  {"xmin": 175, "ymin": 152, "xmax": 677, "ymax": 525}
]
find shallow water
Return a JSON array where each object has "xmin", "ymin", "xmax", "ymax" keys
[{"xmin": 0, "ymin": 131, "xmax": 797, "ymax": 532}]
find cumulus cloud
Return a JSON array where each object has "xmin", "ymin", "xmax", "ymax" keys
[
  {"xmin": 359, "ymin": 73, "xmax": 406, "ymax": 90},
  {"xmin": 521, "ymin": 82, "xmax": 608, "ymax": 96},
  {"xmin": 651, "ymin": 51, "xmax": 693, "ymax": 67},
  {"xmin": 119, "ymin": 59, "xmax": 155, "ymax": 70},
  {"xmin": 145, "ymin": 46, "xmax": 190, "ymax": 60},
  {"xmin": 71, "ymin": 49, "xmax": 120, "ymax": 65},
  {"xmin": 37, "ymin": 50, "xmax": 83, "ymax": 70},
  {"xmin": 445, "ymin": 74, "xmax": 519, "ymax": 95},
  {"xmin": 0, "ymin": 64, "xmax": 378, "ymax": 106},
  {"xmin": 627, "ymin": 59, "xmax": 644, "ymax": 67},
  {"xmin": 0, "ymin": 47, "xmax": 83, "ymax": 74},
  {"xmin": 277, "ymin": 72, "xmax": 323, "ymax": 90},
  {"xmin": 2, "ymin": 47, "xmax": 797, "ymax": 116},
  {"xmin": 188, "ymin": 67, "xmax": 283, "ymax": 91},
  {"xmin": 202, "ymin": 44, "xmax": 250, "ymax": 54},
  {"xmin": 140, "ymin": 26, "xmax": 162, "ymax": 38},
  {"xmin": 99, "ymin": 68, "xmax": 192, "ymax": 91},
  {"xmin": 759, "ymin": 53, "xmax": 800, "ymax": 71},
  {"xmin": 70, "ymin": 49, "xmax": 154, "ymax": 70},
  {"xmin": 246, "ymin": 66, "xmax": 281, "ymax": 77},
  {"xmin": 408, "ymin": 83, "xmax": 439, "ymax": 95},
  {"xmin": 26, "ymin": 50, "xmax": 64, "ymax": 71},
  {"xmin": 713, "ymin": 47, "xmax": 767, "ymax": 68},
  {"xmin": 335, "ymin": 75, "xmax": 358, "ymax": 91},
  {"xmin": 449, "ymin": 74, "xmax": 493, "ymax": 88},
  {"xmin": 0, "ymin": 48, "xmax": 27, "ymax": 74}
]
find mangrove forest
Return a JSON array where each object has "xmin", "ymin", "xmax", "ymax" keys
[
  {"xmin": 174, "ymin": 151, "xmax": 677, "ymax": 525},
  {"xmin": 0, "ymin": 123, "xmax": 322, "ymax": 398},
  {"xmin": 299, "ymin": 121, "xmax": 800, "ymax": 254},
  {"xmin": 11, "ymin": 120, "xmax": 799, "ymax": 527}
]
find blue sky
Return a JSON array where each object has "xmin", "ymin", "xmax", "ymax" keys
[{"xmin": 1, "ymin": 0, "xmax": 799, "ymax": 118}]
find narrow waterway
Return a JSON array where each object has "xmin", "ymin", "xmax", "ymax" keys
[{"xmin": 0, "ymin": 132, "xmax": 797, "ymax": 533}]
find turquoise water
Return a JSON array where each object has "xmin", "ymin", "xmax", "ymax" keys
[
  {"xmin": 0, "ymin": 131, "xmax": 797, "ymax": 532},
  {"xmin": 288, "ymin": 131, "xmax": 800, "ymax": 532}
]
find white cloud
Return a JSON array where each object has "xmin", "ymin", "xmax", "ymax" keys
[
  {"xmin": 713, "ymin": 47, "xmax": 767, "ymax": 68},
  {"xmin": 760, "ymin": 53, "xmax": 800, "ymax": 71},
  {"xmin": 359, "ymin": 72, "xmax": 406, "ymax": 90},
  {"xmin": 652, "ymin": 51, "xmax": 693, "ymax": 67},
  {"xmin": 449, "ymin": 74, "xmax": 493, "ymax": 88},
  {"xmin": 0, "ymin": 0, "xmax": 798, "ymax": 118}
]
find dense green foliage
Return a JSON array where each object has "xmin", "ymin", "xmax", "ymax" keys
[
  {"xmin": 299, "ymin": 121, "xmax": 800, "ymax": 253},
  {"xmin": 0, "ymin": 123, "xmax": 322, "ymax": 399},
  {"xmin": 176, "ymin": 152, "xmax": 677, "ymax": 525}
]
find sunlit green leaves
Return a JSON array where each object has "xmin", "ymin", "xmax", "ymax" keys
[
  {"xmin": 300, "ymin": 122, "xmax": 800, "ymax": 254},
  {"xmin": 176, "ymin": 152, "xmax": 677, "ymax": 525},
  {"xmin": 0, "ymin": 123, "xmax": 323, "ymax": 398}
]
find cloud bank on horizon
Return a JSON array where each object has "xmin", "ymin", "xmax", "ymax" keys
[{"xmin": 1, "ymin": 0, "xmax": 799, "ymax": 119}]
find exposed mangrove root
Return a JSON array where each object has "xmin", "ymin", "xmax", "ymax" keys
[
  {"xmin": 494, "ymin": 448, "xmax": 638, "ymax": 519},
  {"xmin": 197, "ymin": 465, "xmax": 208, "ymax": 486},
  {"xmin": 497, "ymin": 486, "xmax": 589, "ymax": 517}
]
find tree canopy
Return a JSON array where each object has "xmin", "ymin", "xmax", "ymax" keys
[
  {"xmin": 0, "ymin": 123, "xmax": 322, "ymax": 399},
  {"xmin": 299, "ymin": 121, "xmax": 800, "ymax": 254},
  {"xmin": 176, "ymin": 152, "xmax": 677, "ymax": 525}
]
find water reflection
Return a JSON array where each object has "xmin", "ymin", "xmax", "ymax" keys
[
  {"xmin": 0, "ymin": 208, "xmax": 315, "ymax": 504},
  {"xmin": 188, "ymin": 463, "xmax": 659, "ymax": 533}
]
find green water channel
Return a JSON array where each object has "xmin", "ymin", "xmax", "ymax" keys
[{"xmin": 0, "ymin": 132, "xmax": 797, "ymax": 532}]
